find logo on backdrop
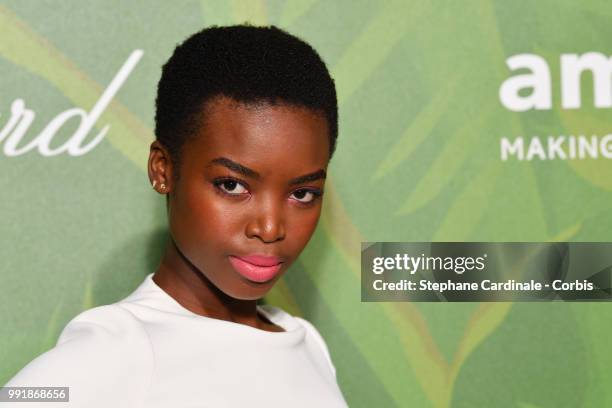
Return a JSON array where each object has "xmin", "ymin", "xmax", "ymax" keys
[
  {"xmin": 0, "ymin": 50, "xmax": 143, "ymax": 157},
  {"xmin": 499, "ymin": 52, "xmax": 612, "ymax": 161}
]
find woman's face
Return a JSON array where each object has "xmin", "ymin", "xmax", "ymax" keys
[{"xmin": 165, "ymin": 96, "xmax": 330, "ymax": 300}]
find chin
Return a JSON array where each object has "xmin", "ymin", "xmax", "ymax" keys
[
  {"xmin": 206, "ymin": 274, "xmax": 272, "ymax": 300},
  {"xmin": 224, "ymin": 287, "xmax": 271, "ymax": 301}
]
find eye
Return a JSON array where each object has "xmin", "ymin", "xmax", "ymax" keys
[
  {"xmin": 214, "ymin": 178, "xmax": 249, "ymax": 195},
  {"xmin": 291, "ymin": 188, "xmax": 322, "ymax": 204}
]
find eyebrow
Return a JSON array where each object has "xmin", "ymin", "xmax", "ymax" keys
[{"xmin": 209, "ymin": 157, "xmax": 326, "ymax": 186}]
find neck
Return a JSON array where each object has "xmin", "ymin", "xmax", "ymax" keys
[{"xmin": 152, "ymin": 238, "xmax": 269, "ymax": 330}]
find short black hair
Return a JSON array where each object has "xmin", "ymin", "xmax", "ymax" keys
[{"xmin": 154, "ymin": 24, "xmax": 338, "ymax": 177}]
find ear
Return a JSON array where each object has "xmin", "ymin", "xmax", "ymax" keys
[{"xmin": 147, "ymin": 140, "xmax": 174, "ymax": 194}]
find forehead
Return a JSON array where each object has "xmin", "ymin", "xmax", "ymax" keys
[{"xmin": 184, "ymin": 97, "xmax": 330, "ymax": 173}]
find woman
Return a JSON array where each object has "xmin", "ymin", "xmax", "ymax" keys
[{"xmin": 5, "ymin": 25, "xmax": 348, "ymax": 407}]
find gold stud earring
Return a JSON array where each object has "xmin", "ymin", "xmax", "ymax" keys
[{"xmin": 160, "ymin": 183, "xmax": 166, "ymax": 192}]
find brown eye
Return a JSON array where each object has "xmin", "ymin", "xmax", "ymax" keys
[
  {"xmin": 291, "ymin": 189, "xmax": 322, "ymax": 204},
  {"xmin": 214, "ymin": 179, "xmax": 249, "ymax": 195}
]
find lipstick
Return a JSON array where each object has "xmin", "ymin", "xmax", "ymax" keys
[{"xmin": 228, "ymin": 255, "xmax": 283, "ymax": 283}]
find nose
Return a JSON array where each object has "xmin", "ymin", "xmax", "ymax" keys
[{"xmin": 245, "ymin": 195, "xmax": 286, "ymax": 243}]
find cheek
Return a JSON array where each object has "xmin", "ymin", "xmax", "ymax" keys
[
  {"xmin": 170, "ymin": 183, "xmax": 240, "ymax": 257},
  {"xmin": 186, "ymin": 189, "xmax": 243, "ymax": 240},
  {"xmin": 287, "ymin": 205, "xmax": 322, "ymax": 248}
]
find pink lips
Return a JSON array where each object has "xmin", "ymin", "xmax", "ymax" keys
[{"xmin": 228, "ymin": 255, "xmax": 283, "ymax": 283}]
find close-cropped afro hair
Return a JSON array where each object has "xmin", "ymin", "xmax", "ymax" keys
[{"xmin": 154, "ymin": 24, "xmax": 338, "ymax": 176}]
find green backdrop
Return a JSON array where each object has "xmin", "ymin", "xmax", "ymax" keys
[{"xmin": 2, "ymin": 1, "xmax": 612, "ymax": 407}]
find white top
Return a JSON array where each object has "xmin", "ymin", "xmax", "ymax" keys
[{"xmin": 4, "ymin": 273, "xmax": 349, "ymax": 407}]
